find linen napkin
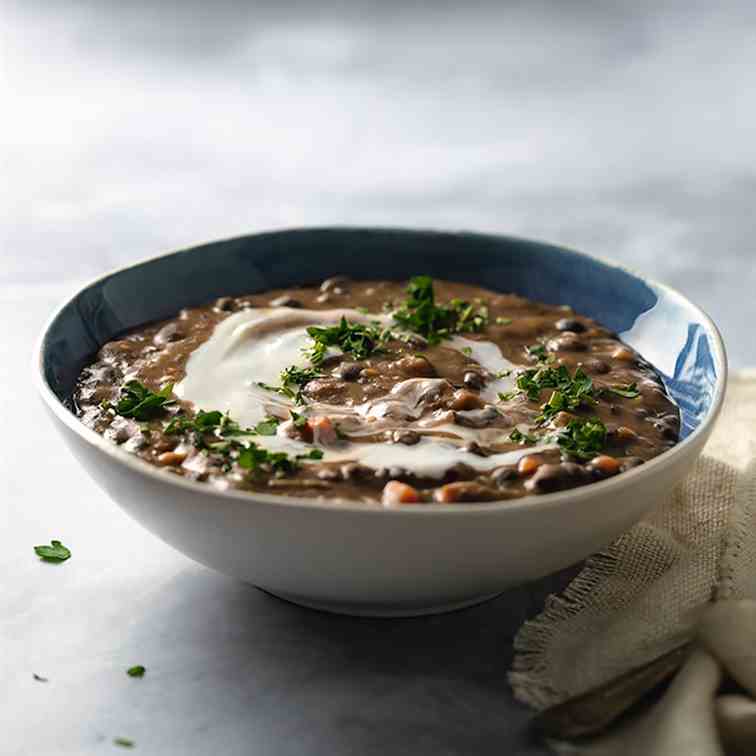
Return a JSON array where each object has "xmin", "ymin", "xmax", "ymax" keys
[{"xmin": 509, "ymin": 371, "xmax": 756, "ymax": 753}]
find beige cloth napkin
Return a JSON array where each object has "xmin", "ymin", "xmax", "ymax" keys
[{"xmin": 509, "ymin": 372, "xmax": 756, "ymax": 753}]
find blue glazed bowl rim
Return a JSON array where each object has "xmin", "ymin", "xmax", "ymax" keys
[{"xmin": 34, "ymin": 226, "xmax": 728, "ymax": 515}]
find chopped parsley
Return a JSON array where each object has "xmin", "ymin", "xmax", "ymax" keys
[
  {"xmin": 237, "ymin": 443, "xmax": 323, "ymax": 476},
  {"xmin": 509, "ymin": 428, "xmax": 537, "ymax": 445},
  {"xmin": 525, "ymin": 344, "xmax": 549, "ymax": 362},
  {"xmin": 34, "ymin": 540, "xmax": 71, "ymax": 563},
  {"xmin": 499, "ymin": 365, "xmax": 598, "ymax": 425},
  {"xmin": 113, "ymin": 737, "xmax": 135, "ymax": 748},
  {"xmin": 253, "ymin": 417, "xmax": 281, "ymax": 436},
  {"xmin": 607, "ymin": 383, "xmax": 641, "ymax": 399},
  {"xmin": 554, "ymin": 417, "xmax": 607, "ymax": 460},
  {"xmin": 391, "ymin": 276, "xmax": 488, "ymax": 345},
  {"xmin": 460, "ymin": 346, "xmax": 473, "ymax": 356},
  {"xmin": 127, "ymin": 665, "xmax": 145, "ymax": 678},
  {"xmin": 496, "ymin": 317, "xmax": 513, "ymax": 326},
  {"xmin": 305, "ymin": 317, "xmax": 392, "ymax": 365},
  {"xmin": 113, "ymin": 381, "xmax": 175, "ymax": 420},
  {"xmin": 258, "ymin": 366, "xmax": 323, "ymax": 404}
]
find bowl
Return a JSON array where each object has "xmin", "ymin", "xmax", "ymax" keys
[{"xmin": 35, "ymin": 228, "xmax": 727, "ymax": 616}]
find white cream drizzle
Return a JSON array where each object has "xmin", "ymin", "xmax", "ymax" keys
[{"xmin": 175, "ymin": 307, "xmax": 555, "ymax": 478}]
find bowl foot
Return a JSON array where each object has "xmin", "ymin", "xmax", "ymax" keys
[{"xmin": 256, "ymin": 587, "xmax": 503, "ymax": 617}]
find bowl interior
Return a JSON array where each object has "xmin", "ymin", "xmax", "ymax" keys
[{"xmin": 41, "ymin": 227, "xmax": 722, "ymax": 440}]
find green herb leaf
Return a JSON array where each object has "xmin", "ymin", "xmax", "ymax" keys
[
  {"xmin": 460, "ymin": 346, "xmax": 473, "ymax": 356},
  {"xmin": 127, "ymin": 665, "xmax": 145, "ymax": 678},
  {"xmin": 115, "ymin": 381, "xmax": 174, "ymax": 421},
  {"xmin": 525, "ymin": 344, "xmax": 549, "ymax": 362},
  {"xmin": 553, "ymin": 417, "xmax": 607, "ymax": 460},
  {"xmin": 289, "ymin": 411, "xmax": 308, "ymax": 429},
  {"xmin": 34, "ymin": 540, "xmax": 71, "ymax": 563},
  {"xmin": 298, "ymin": 449, "xmax": 324, "ymax": 461},
  {"xmin": 114, "ymin": 737, "xmax": 135, "ymax": 748},
  {"xmin": 253, "ymin": 417, "xmax": 280, "ymax": 436},
  {"xmin": 495, "ymin": 317, "xmax": 513, "ymax": 326},
  {"xmin": 607, "ymin": 383, "xmax": 641, "ymax": 399},
  {"xmin": 391, "ymin": 277, "xmax": 488, "ymax": 345},
  {"xmin": 509, "ymin": 428, "xmax": 537, "ymax": 445},
  {"xmin": 305, "ymin": 316, "xmax": 392, "ymax": 365}
]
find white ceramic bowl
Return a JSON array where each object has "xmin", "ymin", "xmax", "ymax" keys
[{"xmin": 35, "ymin": 228, "xmax": 727, "ymax": 615}]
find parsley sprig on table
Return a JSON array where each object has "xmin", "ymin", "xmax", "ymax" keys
[
  {"xmin": 391, "ymin": 276, "xmax": 488, "ymax": 345},
  {"xmin": 33, "ymin": 540, "xmax": 71, "ymax": 562}
]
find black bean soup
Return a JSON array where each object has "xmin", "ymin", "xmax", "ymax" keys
[{"xmin": 74, "ymin": 277, "xmax": 679, "ymax": 505}]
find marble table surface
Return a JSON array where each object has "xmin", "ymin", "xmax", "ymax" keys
[{"xmin": 3, "ymin": 1, "xmax": 755, "ymax": 753}]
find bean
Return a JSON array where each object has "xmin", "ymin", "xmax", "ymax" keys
[
  {"xmin": 391, "ymin": 430, "xmax": 421, "ymax": 445},
  {"xmin": 518, "ymin": 455, "xmax": 543, "ymax": 477},
  {"xmin": 613, "ymin": 426, "xmax": 638, "ymax": 443},
  {"xmin": 157, "ymin": 450, "xmax": 187, "ymax": 466},
  {"xmin": 525, "ymin": 462, "xmax": 588, "ymax": 493},
  {"xmin": 611, "ymin": 346, "xmax": 636, "ymax": 362},
  {"xmin": 213, "ymin": 297, "xmax": 234, "ymax": 311},
  {"xmin": 548, "ymin": 333, "xmax": 588, "ymax": 352},
  {"xmin": 454, "ymin": 406, "xmax": 499, "ymax": 428},
  {"xmin": 585, "ymin": 359, "xmax": 611, "ymax": 375},
  {"xmin": 450, "ymin": 389, "xmax": 484, "ymax": 411},
  {"xmin": 382, "ymin": 481, "xmax": 421, "ymax": 506},
  {"xmin": 336, "ymin": 362, "xmax": 362, "ymax": 381},
  {"xmin": 269, "ymin": 295, "xmax": 302, "ymax": 308},
  {"xmin": 460, "ymin": 441, "xmax": 487, "ymax": 456},
  {"xmin": 433, "ymin": 482, "xmax": 496, "ymax": 503},
  {"xmin": 587, "ymin": 455, "xmax": 621, "ymax": 477},
  {"xmin": 555, "ymin": 317, "xmax": 586, "ymax": 333},
  {"xmin": 340, "ymin": 462, "xmax": 372, "ymax": 480},
  {"xmin": 463, "ymin": 371, "xmax": 485, "ymax": 390},
  {"xmin": 320, "ymin": 276, "xmax": 350, "ymax": 293},
  {"xmin": 394, "ymin": 355, "xmax": 436, "ymax": 378},
  {"xmin": 153, "ymin": 323, "xmax": 185, "ymax": 346},
  {"xmin": 491, "ymin": 466, "xmax": 517, "ymax": 486}
]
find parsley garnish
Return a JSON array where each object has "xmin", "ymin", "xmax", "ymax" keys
[
  {"xmin": 509, "ymin": 428, "xmax": 537, "ymax": 445},
  {"xmin": 253, "ymin": 417, "xmax": 280, "ymax": 436},
  {"xmin": 499, "ymin": 365, "xmax": 598, "ymax": 425},
  {"xmin": 553, "ymin": 417, "xmax": 607, "ymax": 460},
  {"xmin": 127, "ymin": 665, "xmax": 145, "ymax": 678},
  {"xmin": 460, "ymin": 346, "xmax": 473, "ymax": 356},
  {"xmin": 114, "ymin": 737, "xmax": 135, "ymax": 748},
  {"xmin": 607, "ymin": 383, "xmax": 641, "ymax": 399},
  {"xmin": 113, "ymin": 381, "xmax": 175, "ymax": 420},
  {"xmin": 258, "ymin": 366, "xmax": 323, "ymax": 404},
  {"xmin": 305, "ymin": 316, "xmax": 392, "ymax": 365},
  {"xmin": 34, "ymin": 540, "xmax": 71, "ymax": 563},
  {"xmin": 525, "ymin": 344, "xmax": 549, "ymax": 362},
  {"xmin": 391, "ymin": 276, "xmax": 488, "ymax": 345},
  {"xmin": 496, "ymin": 317, "xmax": 513, "ymax": 326}
]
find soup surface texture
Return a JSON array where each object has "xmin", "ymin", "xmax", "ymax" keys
[{"xmin": 74, "ymin": 277, "xmax": 680, "ymax": 505}]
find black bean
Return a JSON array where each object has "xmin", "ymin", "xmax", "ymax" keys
[
  {"xmin": 453, "ymin": 406, "xmax": 500, "ymax": 428},
  {"xmin": 555, "ymin": 318, "xmax": 586, "ymax": 333},
  {"xmin": 524, "ymin": 462, "xmax": 589, "ymax": 494},
  {"xmin": 491, "ymin": 466, "xmax": 517, "ymax": 486},
  {"xmin": 391, "ymin": 430, "xmax": 421, "ymax": 445},
  {"xmin": 463, "ymin": 371, "xmax": 485, "ymax": 390},
  {"xmin": 460, "ymin": 441, "xmax": 488, "ymax": 456},
  {"xmin": 548, "ymin": 333, "xmax": 588, "ymax": 352},
  {"xmin": 269, "ymin": 295, "xmax": 302, "ymax": 308},
  {"xmin": 320, "ymin": 276, "xmax": 350, "ymax": 293},
  {"xmin": 340, "ymin": 462, "xmax": 372, "ymax": 480},
  {"xmin": 317, "ymin": 468, "xmax": 341, "ymax": 481},
  {"xmin": 337, "ymin": 362, "xmax": 362, "ymax": 381},
  {"xmin": 153, "ymin": 323, "xmax": 185, "ymax": 346},
  {"xmin": 213, "ymin": 297, "xmax": 234, "ymax": 311},
  {"xmin": 585, "ymin": 359, "xmax": 611, "ymax": 375}
]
